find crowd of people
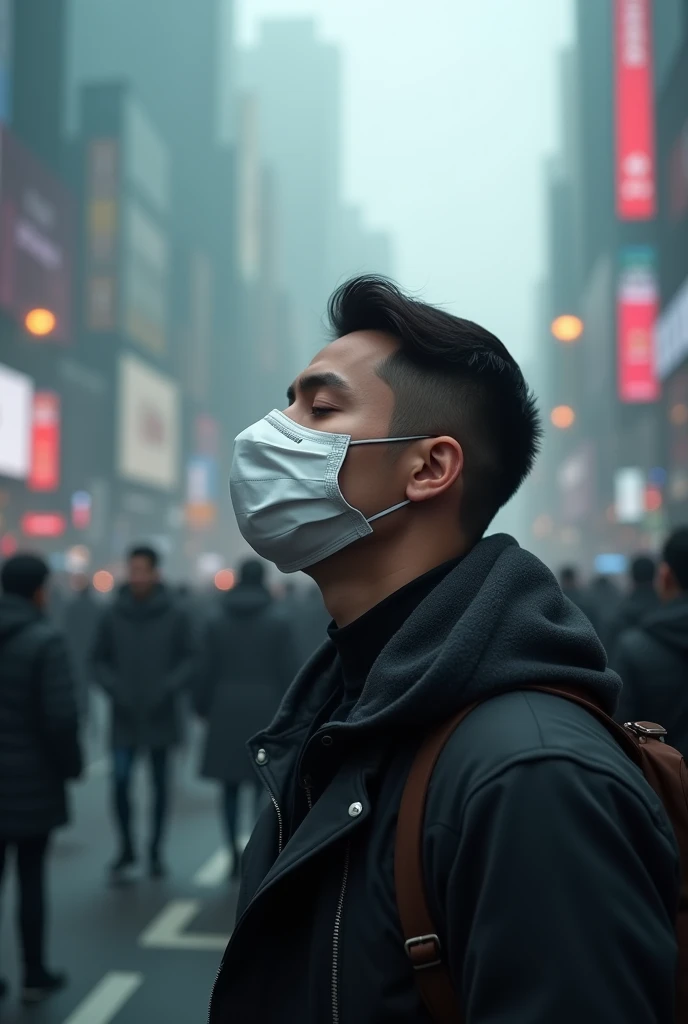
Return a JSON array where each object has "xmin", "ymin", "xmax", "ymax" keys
[{"xmin": 0, "ymin": 544, "xmax": 327, "ymax": 1004}]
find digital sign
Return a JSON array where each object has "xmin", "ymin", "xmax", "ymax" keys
[
  {"xmin": 617, "ymin": 247, "xmax": 659, "ymax": 402},
  {"xmin": 29, "ymin": 391, "xmax": 61, "ymax": 491},
  {"xmin": 614, "ymin": 0, "xmax": 656, "ymax": 220},
  {"xmin": 0, "ymin": 126, "xmax": 74, "ymax": 340},
  {"xmin": 0, "ymin": 361, "xmax": 33, "ymax": 479}
]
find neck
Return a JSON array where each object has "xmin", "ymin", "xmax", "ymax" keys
[{"xmin": 312, "ymin": 526, "xmax": 467, "ymax": 627}]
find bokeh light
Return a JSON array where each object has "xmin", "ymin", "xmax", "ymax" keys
[
  {"xmin": 93, "ymin": 570, "xmax": 115, "ymax": 593},
  {"xmin": 214, "ymin": 569, "xmax": 236, "ymax": 591},
  {"xmin": 25, "ymin": 308, "xmax": 57, "ymax": 337}
]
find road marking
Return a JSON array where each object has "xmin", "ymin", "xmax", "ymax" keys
[
  {"xmin": 139, "ymin": 899, "xmax": 230, "ymax": 951},
  {"xmin": 193, "ymin": 848, "xmax": 230, "ymax": 887},
  {"xmin": 62, "ymin": 971, "xmax": 143, "ymax": 1024}
]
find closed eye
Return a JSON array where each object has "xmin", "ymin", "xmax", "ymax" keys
[{"xmin": 311, "ymin": 406, "xmax": 334, "ymax": 417}]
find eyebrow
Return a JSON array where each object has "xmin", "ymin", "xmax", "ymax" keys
[{"xmin": 286, "ymin": 371, "xmax": 353, "ymax": 405}]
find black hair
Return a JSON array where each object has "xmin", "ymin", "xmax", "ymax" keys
[
  {"xmin": 663, "ymin": 528, "xmax": 688, "ymax": 591},
  {"xmin": 128, "ymin": 545, "xmax": 160, "ymax": 569},
  {"xmin": 327, "ymin": 276, "xmax": 542, "ymax": 539},
  {"xmin": 240, "ymin": 558, "xmax": 266, "ymax": 586},
  {"xmin": 1, "ymin": 553, "xmax": 50, "ymax": 600},
  {"xmin": 630, "ymin": 555, "xmax": 655, "ymax": 586}
]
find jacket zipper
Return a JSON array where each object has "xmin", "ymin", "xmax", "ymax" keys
[
  {"xmin": 208, "ymin": 778, "xmax": 284, "ymax": 1022},
  {"xmin": 331, "ymin": 842, "xmax": 351, "ymax": 1024}
]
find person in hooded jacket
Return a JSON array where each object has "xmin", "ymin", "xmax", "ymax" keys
[
  {"xmin": 195, "ymin": 559, "xmax": 299, "ymax": 876},
  {"xmin": 90, "ymin": 545, "xmax": 199, "ymax": 880},
  {"xmin": 0, "ymin": 554, "xmax": 82, "ymax": 1005},
  {"xmin": 607, "ymin": 554, "xmax": 660, "ymax": 665},
  {"xmin": 615, "ymin": 528, "xmax": 688, "ymax": 757},
  {"xmin": 208, "ymin": 276, "xmax": 678, "ymax": 1024}
]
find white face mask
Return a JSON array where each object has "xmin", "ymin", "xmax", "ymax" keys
[{"xmin": 229, "ymin": 410, "xmax": 430, "ymax": 574}]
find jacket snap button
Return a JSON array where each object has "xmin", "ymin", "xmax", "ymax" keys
[
  {"xmin": 255, "ymin": 749, "xmax": 268, "ymax": 765},
  {"xmin": 348, "ymin": 801, "xmax": 363, "ymax": 817},
  {"xmin": 321, "ymin": 735, "xmax": 333, "ymax": 747}
]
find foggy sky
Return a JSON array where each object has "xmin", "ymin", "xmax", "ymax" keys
[{"xmin": 238, "ymin": 0, "xmax": 574, "ymax": 367}]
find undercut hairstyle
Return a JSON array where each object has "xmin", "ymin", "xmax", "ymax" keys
[
  {"xmin": 1, "ymin": 553, "xmax": 50, "ymax": 600},
  {"xmin": 630, "ymin": 555, "xmax": 655, "ymax": 586},
  {"xmin": 328, "ymin": 276, "xmax": 542, "ymax": 539},
  {"xmin": 128, "ymin": 545, "xmax": 160, "ymax": 569},
  {"xmin": 663, "ymin": 528, "xmax": 688, "ymax": 591}
]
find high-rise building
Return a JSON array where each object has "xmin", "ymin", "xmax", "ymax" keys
[
  {"xmin": 67, "ymin": 0, "xmax": 224, "ymax": 234},
  {"xmin": 242, "ymin": 19, "xmax": 342, "ymax": 362}
]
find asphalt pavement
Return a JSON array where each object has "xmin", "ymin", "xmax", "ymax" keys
[{"xmin": 0, "ymin": 722, "xmax": 246, "ymax": 1024}]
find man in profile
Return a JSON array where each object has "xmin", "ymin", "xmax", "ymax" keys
[
  {"xmin": 209, "ymin": 277, "xmax": 677, "ymax": 1023},
  {"xmin": 616, "ymin": 528, "xmax": 688, "ymax": 756},
  {"xmin": 0, "ymin": 554, "xmax": 82, "ymax": 1004},
  {"xmin": 91, "ymin": 545, "xmax": 198, "ymax": 880}
]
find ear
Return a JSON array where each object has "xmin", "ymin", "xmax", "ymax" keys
[{"xmin": 405, "ymin": 437, "xmax": 463, "ymax": 504}]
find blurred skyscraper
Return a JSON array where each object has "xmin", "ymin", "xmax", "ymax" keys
[{"xmin": 241, "ymin": 20, "xmax": 342, "ymax": 363}]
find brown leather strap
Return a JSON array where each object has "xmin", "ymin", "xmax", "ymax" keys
[
  {"xmin": 394, "ymin": 683, "xmax": 639, "ymax": 1024},
  {"xmin": 395, "ymin": 705, "xmax": 475, "ymax": 1023}
]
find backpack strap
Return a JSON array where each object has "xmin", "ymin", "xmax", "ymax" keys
[{"xmin": 394, "ymin": 683, "xmax": 641, "ymax": 1024}]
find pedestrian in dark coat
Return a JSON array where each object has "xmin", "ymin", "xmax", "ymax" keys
[
  {"xmin": 210, "ymin": 277, "xmax": 677, "ymax": 1024},
  {"xmin": 607, "ymin": 554, "xmax": 660, "ymax": 665},
  {"xmin": 90, "ymin": 546, "xmax": 199, "ymax": 879},
  {"xmin": 60, "ymin": 574, "xmax": 102, "ymax": 722},
  {"xmin": 195, "ymin": 559, "xmax": 299, "ymax": 874},
  {"xmin": 616, "ymin": 528, "xmax": 688, "ymax": 756},
  {"xmin": 0, "ymin": 554, "xmax": 82, "ymax": 1004}
]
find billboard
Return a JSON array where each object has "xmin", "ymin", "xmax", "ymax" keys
[
  {"xmin": 121, "ymin": 199, "xmax": 168, "ymax": 354},
  {"xmin": 617, "ymin": 246, "xmax": 659, "ymax": 402},
  {"xmin": 28, "ymin": 391, "xmax": 61, "ymax": 491},
  {"xmin": 84, "ymin": 138, "xmax": 120, "ymax": 332},
  {"xmin": 117, "ymin": 353, "xmax": 179, "ymax": 491},
  {"xmin": 614, "ymin": 0, "xmax": 656, "ymax": 220},
  {"xmin": 657, "ymin": 273, "xmax": 688, "ymax": 381},
  {"xmin": 0, "ymin": 126, "xmax": 74, "ymax": 340},
  {"xmin": 0, "ymin": 362, "xmax": 33, "ymax": 479},
  {"xmin": 185, "ymin": 456, "xmax": 218, "ymax": 530}
]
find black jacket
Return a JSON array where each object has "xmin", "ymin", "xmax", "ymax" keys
[
  {"xmin": 196, "ymin": 584, "xmax": 300, "ymax": 784},
  {"xmin": 209, "ymin": 536, "xmax": 678, "ymax": 1024},
  {"xmin": 0, "ymin": 595, "xmax": 82, "ymax": 838},
  {"xmin": 615, "ymin": 595, "xmax": 688, "ymax": 756},
  {"xmin": 607, "ymin": 584, "xmax": 660, "ymax": 663},
  {"xmin": 91, "ymin": 584, "xmax": 199, "ymax": 749}
]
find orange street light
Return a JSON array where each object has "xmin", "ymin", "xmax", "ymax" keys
[
  {"xmin": 214, "ymin": 569, "xmax": 236, "ymax": 591},
  {"xmin": 550, "ymin": 405, "xmax": 576, "ymax": 429},
  {"xmin": 25, "ymin": 308, "xmax": 56, "ymax": 337},
  {"xmin": 551, "ymin": 315, "xmax": 584, "ymax": 343}
]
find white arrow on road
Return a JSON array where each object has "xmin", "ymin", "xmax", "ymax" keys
[{"xmin": 139, "ymin": 900, "xmax": 230, "ymax": 951}]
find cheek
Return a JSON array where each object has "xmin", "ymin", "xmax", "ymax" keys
[{"xmin": 338, "ymin": 447, "xmax": 403, "ymax": 516}]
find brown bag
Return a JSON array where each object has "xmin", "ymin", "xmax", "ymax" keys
[{"xmin": 394, "ymin": 684, "xmax": 688, "ymax": 1023}]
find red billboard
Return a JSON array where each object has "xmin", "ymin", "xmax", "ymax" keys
[
  {"xmin": 615, "ymin": 0, "xmax": 656, "ymax": 220},
  {"xmin": 617, "ymin": 247, "xmax": 659, "ymax": 402},
  {"xmin": 29, "ymin": 391, "xmax": 61, "ymax": 491},
  {"xmin": 21, "ymin": 512, "xmax": 66, "ymax": 538}
]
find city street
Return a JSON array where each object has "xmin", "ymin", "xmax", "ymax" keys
[{"xmin": 0, "ymin": 729, "xmax": 240, "ymax": 1024}]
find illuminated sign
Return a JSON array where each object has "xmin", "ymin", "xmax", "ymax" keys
[
  {"xmin": 29, "ymin": 391, "xmax": 60, "ymax": 491},
  {"xmin": 657, "ymin": 273, "xmax": 688, "ymax": 381},
  {"xmin": 117, "ymin": 353, "xmax": 180, "ymax": 491},
  {"xmin": 0, "ymin": 362, "xmax": 33, "ymax": 479},
  {"xmin": 84, "ymin": 139, "xmax": 119, "ymax": 331},
  {"xmin": 617, "ymin": 246, "xmax": 659, "ymax": 402},
  {"xmin": 21, "ymin": 512, "xmax": 67, "ymax": 537},
  {"xmin": 615, "ymin": 0, "xmax": 656, "ymax": 220}
]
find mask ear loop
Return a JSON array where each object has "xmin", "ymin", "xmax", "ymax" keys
[
  {"xmin": 367, "ymin": 500, "xmax": 411, "ymax": 523},
  {"xmin": 349, "ymin": 435, "xmax": 432, "ymax": 446}
]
